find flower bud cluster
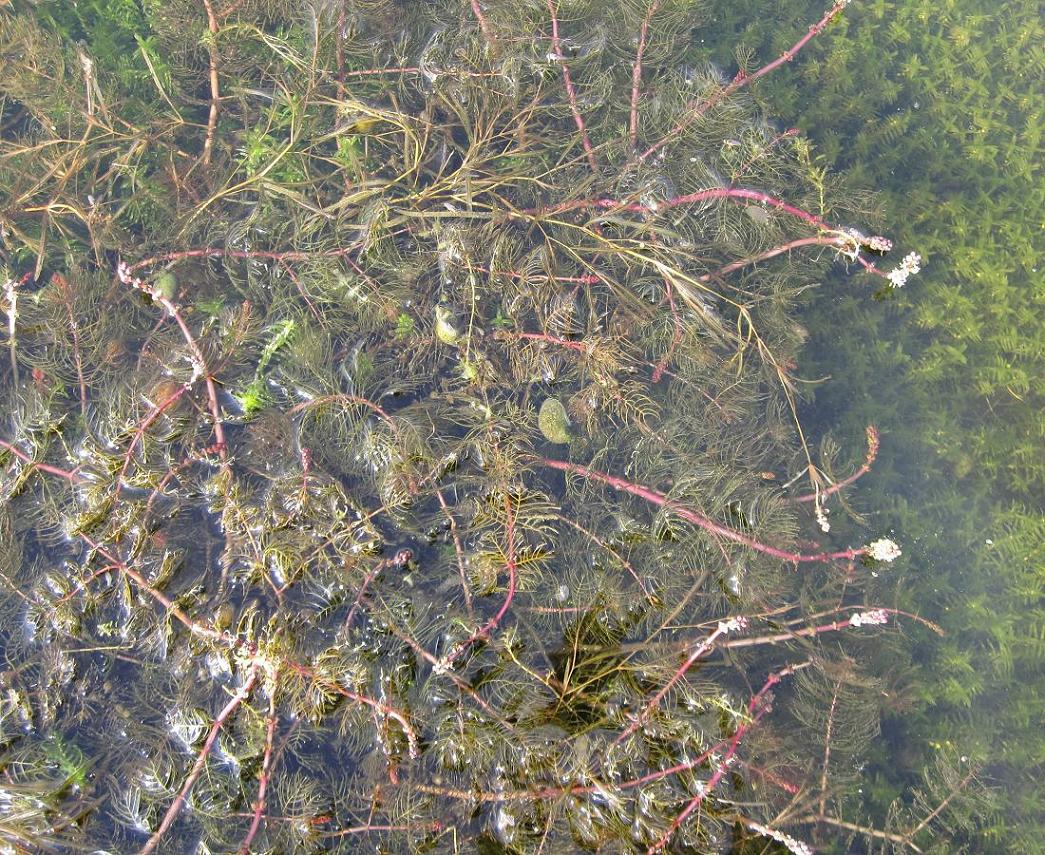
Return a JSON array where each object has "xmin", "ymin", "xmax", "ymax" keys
[
  {"xmin": 886, "ymin": 251, "xmax": 922, "ymax": 288},
  {"xmin": 717, "ymin": 616, "xmax": 749, "ymax": 634},
  {"xmin": 866, "ymin": 537, "xmax": 902, "ymax": 562},
  {"xmin": 849, "ymin": 609, "xmax": 890, "ymax": 627}
]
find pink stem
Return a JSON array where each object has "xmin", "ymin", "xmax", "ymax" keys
[
  {"xmin": 470, "ymin": 0, "xmax": 494, "ymax": 46},
  {"xmin": 652, "ymin": 272, "xmax": 683, "ymax": 382},
  {"xmin": 792, "ymin": 425, "xmax": 880, "ymax": 503},
  {"xmin": 52, "ymin": 274, "xmax": 88, "ymax": 419},
  {"xmin": 139, "ymin": 663, "xmax": 261, "ymax": 855},
  {"xmin": 238, "ymin": 693, "xmax": 278, "ymax": 854},
  {"xmin": 546, "ymin": 0, "xmax": 598, "ymax": 170},
  {"xmin": 0, "ymin": 438, "xmax": 82, "ymax": 483},
  {"xmin": 510, "ymin": 330, "xmax": 588, "ymax": 352},
  {"xmin": 116, "ymin": 386, "xmax": 188, "ymax": 494},
  {"xmin": 127, "ymin": 245, "xmax": 361, "ymax": 274},
  {"xmin": 629, "ymin": 0, "xmax": 662, "ymax": 147},
  {"xmin": 614, "ymin": 624, "xmax": 727, "ymax": 746},
  {"xmin": 446, "ymin": 494, "xmax": 518, "ymax": 663},
  {"xmin": 286, "ymin": 662, "xmax": 417, "ymax": 758},
  {"xmin": 647, "ymin": 663, "xmax": 804, "ymax": 854},
  {"xmin": 79, "ymin": 535, "xmax": 229, "ymax": 643},
  {"xmin": 734, "ymin": 127, "xmax": 800, "ymax": 178},
  {"xmin": 703, "ymin": 235, "xmax": 854, "ymax": 281},
  {"xmin": 541, "ymin": 457, "xmax": 865, "ymax": 564},
  {"xmin": 641, "ymin": 1, "xmax": 849, "ymax": 161}
]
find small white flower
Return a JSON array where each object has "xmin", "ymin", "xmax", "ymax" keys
[
  {"xmin": 866, "ymin": 537, "xmax": 902, "ymax": 562},
  {"xmin": 886, "ymin": 251, "xmax": 922, "ymax": 288}
]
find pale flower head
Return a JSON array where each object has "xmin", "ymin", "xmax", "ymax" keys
[
  {"xmin": 866, "ymin": 537, "xmax": 902, "ymax": 562},
  {"xmin": 886, "ymin": 251, "xmax": 922, "ymax": 288},
  {"xmin": 849, "ymin": 608, "xmax": 890, "ymax": 627},
  {"xmin": 717, "ymin": 615, "xmax": 749, "ymax": 634}
]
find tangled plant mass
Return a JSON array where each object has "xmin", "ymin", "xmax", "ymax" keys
[{"xmin": 0, "ymin": 0, "xmax": 985, "ymax": 852}]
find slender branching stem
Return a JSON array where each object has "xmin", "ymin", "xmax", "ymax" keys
[
  {"xmin": 541, "ymin": 457, "xmax": 867, "ymax": 564},
  {"xmin": 641, "ymin": 1, "xmax": 849, "ymax": 161},
  {"xmin": 139, "ymin": 662, "xmax": 261, "ymax": 855},
  {"xmin": 629, "ymin": 0, "xmax": 662, "ymax": 148},
  {"xmin": 546, "ymin": 0, "xmax": 598, "ymax": 171}
]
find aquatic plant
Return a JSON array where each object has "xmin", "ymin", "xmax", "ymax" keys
[
  {"xmin": 681, "ymin": 1, "xmax": 1042, "ymax": 847},
  {"xmin": 0, "ymin": 0, "xmax": 987, "ymax": 851}
]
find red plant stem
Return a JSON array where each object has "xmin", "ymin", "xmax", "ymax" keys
[
  {"xmin": 510, "ymin": 330, "xmax": 588, "ymax": 352},
  {"xmin": 739, "ymin": 761, "xmax": 800, "ymax": 795},
  {"xmin": 647, "ymin": 662, "xmax": 806, "ymax": 854},
  {"xmin": 384, "ymin": 620, "xmax": 524, "ymax": 739},
  {"xmin": 719, "ymin": 613, "xmax": 888, "ymax": 649},
  {"xmin": 414, "ymin": 666, "xmax": 806, "ymax": 810},
  {"xmin": 152, "ymin": 292, "xmax": 228, "ymax": 462},
  {"xmin": 734, "ymin": 127, "xmax": 800, "ymax": 178},
  {"xmin": 139, "ymin": 663, "xmax": 261, "ymax": 855},
  {"xmin": 629, "ymin": 0, "xmax": 662, "ymax": 148},
  {"xmin": 541, "ymin": 457, "xmax": 865, "ymax": 563},
  {"xmin": 0, "ymin": 438, "xmax": 82, "ymax": 483},
  {"xmin": 437, "ymin": 487, "xmax": 474, "ymax": 616},
  {"xmin": 344, "ymin": 562, "xmax": 383, "ymax": 629},
  {"xmin": 287, "ymin": 392, "xmax": 394, "ymax": 424},
  {"xmin": 79, "ymin": 534, "xmax": 229, "ymax": 643},
  {"xmin": 519, "ymin": 189, "xmax": 896, "ymax": 284},
  {"xmin": 641, "ymin": 1, "xmax": 848, "ymax": 162},
  {"xmin": 238, "ymin": 691, "xmax": 278, "ymax": 855},
  {"xmin": 702, "ymin": 234, "xmax": 857, "ymax": 281},
  {"xmin": 556, "ymin": 514, "xmax": 650, "ymax": 595},
  {"xmin": 445, "ymin": 494, "xmax": 518, "ymax": 663},
  {"xmin": 792, "ymin": 425, "xmax": 880, "ymax": 503},
  {"xmin": 478, "ymin": 265, "xmax": 600, "ymax": 286},
  {"xmin": 285, "ymin": 662, "xmax": 417, "ymax": 758},
  {"xmin": 200, "ymin": 0, "xmax": 221, "ymax": 167},
  {"xmin": 116, "ymin": 386, "xmax": 188, "ymax": 494},
  {"xmin": 52, "ymin": 274, "xmax": 87, "ymax": 418},
  {"xmin": 819, "ymin": 679, "xmax": 842, "ymax": 817},
  {"xmin": 614, "ymin": 623, "xmax": 727, "ymax": 746},
  {"xmin": 320, "ymin": 821, "xmax": 443, "ymax": 839},
  {"xmin": 533, "ymin": 186, "xmax": 832, "ymax": 230},
  {"xmin": 344, "ymin": 65, "xmax": 423, "ymax": 78},
  {"xmin": 334, "ymin": 1, "xmax": 346, "ymax": 93},
  {"xmin": 470, "ymin": 0, "xmax": 494, "ymax": 47},
  {"xmin": 546, "ymin": 0, "xmax": 598, "ymax": 171},
  {"xmin": 278, "ymin": 259, "xmax": 321, "ymax": 321}
]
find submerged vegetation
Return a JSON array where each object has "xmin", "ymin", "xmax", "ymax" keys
[
  {"xmin": 686, "ymin": 1, "xmax": 1043, "ymax": 847},
  {"xmin": 0, "ymin": 0, "xmax": 995, "ymax": 851}
]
